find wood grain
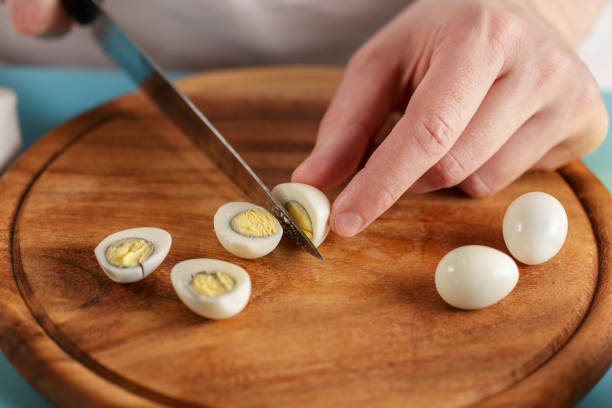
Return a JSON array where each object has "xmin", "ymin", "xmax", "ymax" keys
[{"xmin": 0, "ymin": 66, "xmax": 610, "ymax": 408}]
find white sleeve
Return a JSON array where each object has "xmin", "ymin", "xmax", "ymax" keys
[{"xmin": 578, "ymin": 0, "xmax": 612, "ymax": 92}]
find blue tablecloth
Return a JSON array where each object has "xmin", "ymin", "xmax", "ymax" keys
[{"xmin": 0, "ymin": 66, "xmax": 610, "ymax": 407}]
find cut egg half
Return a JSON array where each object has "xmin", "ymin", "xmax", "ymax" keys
[
  {"xmin": 272, "ymin": 182, "xmax": 330, "ymax": 247},
  {"xmin": 171, "ymin": 258, "xmax": 251, "ymax": 319},
  {"xmin": 214, "ymin": 202, "xmax": 283, "ymax": 259},
  {"xmin": 94, "ymin": 227, "xmax": 171, "ymax": 283}
]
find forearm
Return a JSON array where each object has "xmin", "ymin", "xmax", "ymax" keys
[{"xmin": 526, "ymin": 0, "xmax": 609, "ymax": 47}]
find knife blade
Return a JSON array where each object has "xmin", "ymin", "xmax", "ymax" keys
[{"xmin": 61, "ymin": 0, "xmax": 322, "ymax": 260}]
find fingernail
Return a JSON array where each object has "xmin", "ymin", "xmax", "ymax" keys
[{"xmin": 334, "ymin": 212, "xmax": 363, "ymax": 237}]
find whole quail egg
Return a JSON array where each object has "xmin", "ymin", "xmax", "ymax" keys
[
  {"xmin": 271, "ymin": 182, "xmax": 330, "ymax": 247},
  {"xmin": 435, "ymin": 245, "xmax": 519, "ymax": 310},
  {"xmin": 94, "ymin": 227, "xmax": 171, "ymax": 283},
  {"xmin": 171, "ymin": 258, "xmax": 251, "ymax": 319},
  {"xmin": 503, "ymin": 192, "xmax": 568, "ymax": 265},
  {"xmin": 214, "ymin": 202, "xmax": 283, "ymax": 259}
]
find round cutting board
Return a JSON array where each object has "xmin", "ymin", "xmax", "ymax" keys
[{"xmin": 0, "ymin": 67, "xmax": 611, "ymax": 408}]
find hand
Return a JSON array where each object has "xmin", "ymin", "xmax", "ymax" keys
[
  {"xmin": 292, "ymin": 0, "xmax": 609, "ymax": 237},
  {"xmin": 6, "ymin": 0, "xmax": 72, "ymax": 36}
]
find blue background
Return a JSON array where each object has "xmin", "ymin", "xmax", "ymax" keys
[{"xmin": 0, "ymin": 66, "xmax": 610, "ymax": 407}]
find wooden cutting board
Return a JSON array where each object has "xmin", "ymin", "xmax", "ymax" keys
[{"xmin": 0, "ymin": 67, "xmax": 611, "ymax": 408}]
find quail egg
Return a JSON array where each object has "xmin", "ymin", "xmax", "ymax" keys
[
  {"xmin": 171, "ymin": 258, "xmax": 251, "ymax": 319},
  {"xmin": 435, "ymin": 245, "xmax": 519, "ymax": 310},
  {"xmin": 214, "ymin": 202, "xmax": 283, "ymax": 259},
  {"xmin": 271, "ymin": 182, "xmax": 330, "ymax": 247},
  {"xmin": 503, "ymin": 192, "xmax": 568, "ymax": 265},
  {"xmin": 94, "ymin": 227, "xmax": 172, "ymax": 283}
]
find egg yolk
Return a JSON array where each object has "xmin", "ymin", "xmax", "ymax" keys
[
  {"xmin": 231, "ymin": 208, "xmax": 277, "ymax": 237},
  {"xmin": 285, "ymin": 201, "xmax": 313, "ymax": 240},
  {"xmin": 191, "ymin": 271, "xmax": 236, "ymax": 296},
  {"xmin": 106, "ymin": 238, "xmax": 153, "ymax": 267}
]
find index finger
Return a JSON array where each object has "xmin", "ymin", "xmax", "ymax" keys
[{"xmin": 330, "ymin": 39, "xmax": 506, "ymax": 236}]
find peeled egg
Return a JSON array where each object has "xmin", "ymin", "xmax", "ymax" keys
[
  {"xmin": 503, "ymin": 192, "xmax": 568, "ymax": 265},
  {"xmin": 435, "ymin": 245, "xmax": 519, "ymax": 310},
  {"xmin": 271, "ymin": 182, "xmax": 330, "ymax": 247},
  {"xmin": 94, "ymin": 227, "xmax": 171, "ymax": 283},
  {"xmin": 171, "ymin": 258, "xmax": 251, "ymax": 319},
  {"xmin": 214, "ymin": 202, "xmax": 283, "ymax": 259}
]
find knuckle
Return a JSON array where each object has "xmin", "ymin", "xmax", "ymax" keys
[
  {"xmin": 348, "ymin": 42, "xmax": 386, "ymax": 72},
  {"xmin": 551, "ymin": 143, "xmax": 578, "ymax": 169},
  {"xmin": 546, "ymin": 45, "xmax": 574, "ymax": 75},
  {"xmin": 598, "ymin": 105, "xmax": 610, "ymax": 144},
  {"xmin": 461, "ymin": 2, "xmax": 522, "ymax": 54},
  {"xmin": 460, "ymin": 174, "xmax": 495, "ymax": 198},
  {"xmin": 586, "ymin": 99, "xmax": 609, "ymax": 152},
  {"xmin": 355, "ymin": 170, "xmax": 401, "ymax": 214},
  {"xmin": 319, "ymin": 106, "xmax": 344, "ymax": 130},
  {"xmin": 533, "ymin": 42, "xmax": 575, "ymax": 88},
  {"xmin": 350, "ymin": 165, "xmax": 405, "ymax": 214},
  {"xmin": 428, "ymin": 153, "xmax": 469, "ymax": 189},
  {"xmin": 319, "ymin": 105, "xmax": 352, "ymax": 133},
  {"xmin": 485, "ymin": 8, "xmax": 522, "ymax": 49},
  {"xmin": 347, "ymin": 51, "xmax": 366, "ymax": 72},
  {"xmin": 414, "ymin": 109, "xmax": 458, "ymax": 156},
  {"xmin": 576, "ymin": 71, "xmax": 603, "ymax": 109},
  {"xmin": 563, "ymin": 72, "xmax": 607, "ymax": 155},
  {"xmin": 319, "ymin": 108, "xmax": 372, "ymax": 147},
  {"xmin": 374, "ymin": 182, "xmax": 401, "ymax": 211}
]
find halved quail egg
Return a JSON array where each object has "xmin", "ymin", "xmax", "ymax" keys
[
  {"xmin": 214, "ymin": 202, "xmax": 283, "ymax": 259},
  {"xmin": 94, "ymin": 227, "xmax": 171, "ymax": 283},
  {"xmin": 272, "ymin": 182, "xmax": 330, "ymax": 247},
  {"xmin": 171, "ymin": 258, "xmax": 251, "ymax": 319}
]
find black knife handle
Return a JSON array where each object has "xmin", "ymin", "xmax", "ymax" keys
[{"xmin": 61, "ymin": 0, "xmax": 100, "ymax": 25}]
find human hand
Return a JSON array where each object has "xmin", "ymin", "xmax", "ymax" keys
[
  {"xmin": 292, "ymin": 0, "xmax": 609, "ymax": 237},
  {"xmin": 6, "ymin": 0, "xmax": 73, "ymax": 36}
]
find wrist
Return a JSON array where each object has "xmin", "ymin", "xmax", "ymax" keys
[{"xmin": 523, "ymin": 0, "xmax": 608, "ymax": 47}]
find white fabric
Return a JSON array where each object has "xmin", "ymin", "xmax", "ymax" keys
[
  {"xmin": 0, "ymin": 0, "xmax": 610, "ymax": 90},
  {"xmin": 0, "ymin": 88, "xmax": 21, "ymax": 172},
  {"xmin": 0, "ymin": 0, "xmax": 408, "ymax": 68},
  {"xmin": 578, "ymin": 0, "xmax": 612, "ymax": 91}
]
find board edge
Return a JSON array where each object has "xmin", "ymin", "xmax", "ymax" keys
[
  {"xmin": 0, "ymin": 102, "xmax": 170, "ymax": 408},
  {"xmin": 473, "ymin": 161, "xmax": 612, "ymax": 407}
]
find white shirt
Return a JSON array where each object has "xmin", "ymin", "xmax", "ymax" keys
[
  {"xmin": 0, "ymin": 1, "xmax": 408, "ymax": 68},
  {"xmin": 0, "ymin": 0, "xmax": 611, "ymax": 90}
]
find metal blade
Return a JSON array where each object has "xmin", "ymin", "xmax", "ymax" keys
[{"xmin": 89, "ymin": 4, "xmax": 322, "ymax": 259}]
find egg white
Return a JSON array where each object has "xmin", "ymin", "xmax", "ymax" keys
[
  {"xmin": 271, "ymin": 182, "xmax": 330, "ymax": 247},
  {"xmin": 503, "ymin": 192, "xmax": 568, "ymax": 265},
  {"xmin": 214, "ymin": 202, "xmax": 283, "ymax": 259},
  {"xmin": 171, "ymin": 258, "xmax": 251, "ymax": 319},
  {"xmin": 435, "ymin": 245, "xmax": 518, "ymax": 310},
  {"xmin": 94, "ymin": 227, "xmax": 172, "ymax": 283}
]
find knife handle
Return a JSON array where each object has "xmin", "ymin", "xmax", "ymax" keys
[{"xmin": 61, "ymin": 0, "xmax": 99, "ymax": 25}]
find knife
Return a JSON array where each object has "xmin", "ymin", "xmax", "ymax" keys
[{"xmin": 61, "ymin": 0, "xmax": 322, "ymax": 260}]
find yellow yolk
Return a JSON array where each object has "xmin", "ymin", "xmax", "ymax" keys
[
  {"xmin": 285, "ymin": 201, "xmax": 313, "ymax": 240},
  {"xmin": 191, "ymin": 271, "xmax": 235, "ymax": 296},
  {"xmin": 106, "ymin": 238, "xmax": 153, "ymax": 267},
  {"xmin": 231, "ymin": 208, "xmax": 277, "ymax": 237}
]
